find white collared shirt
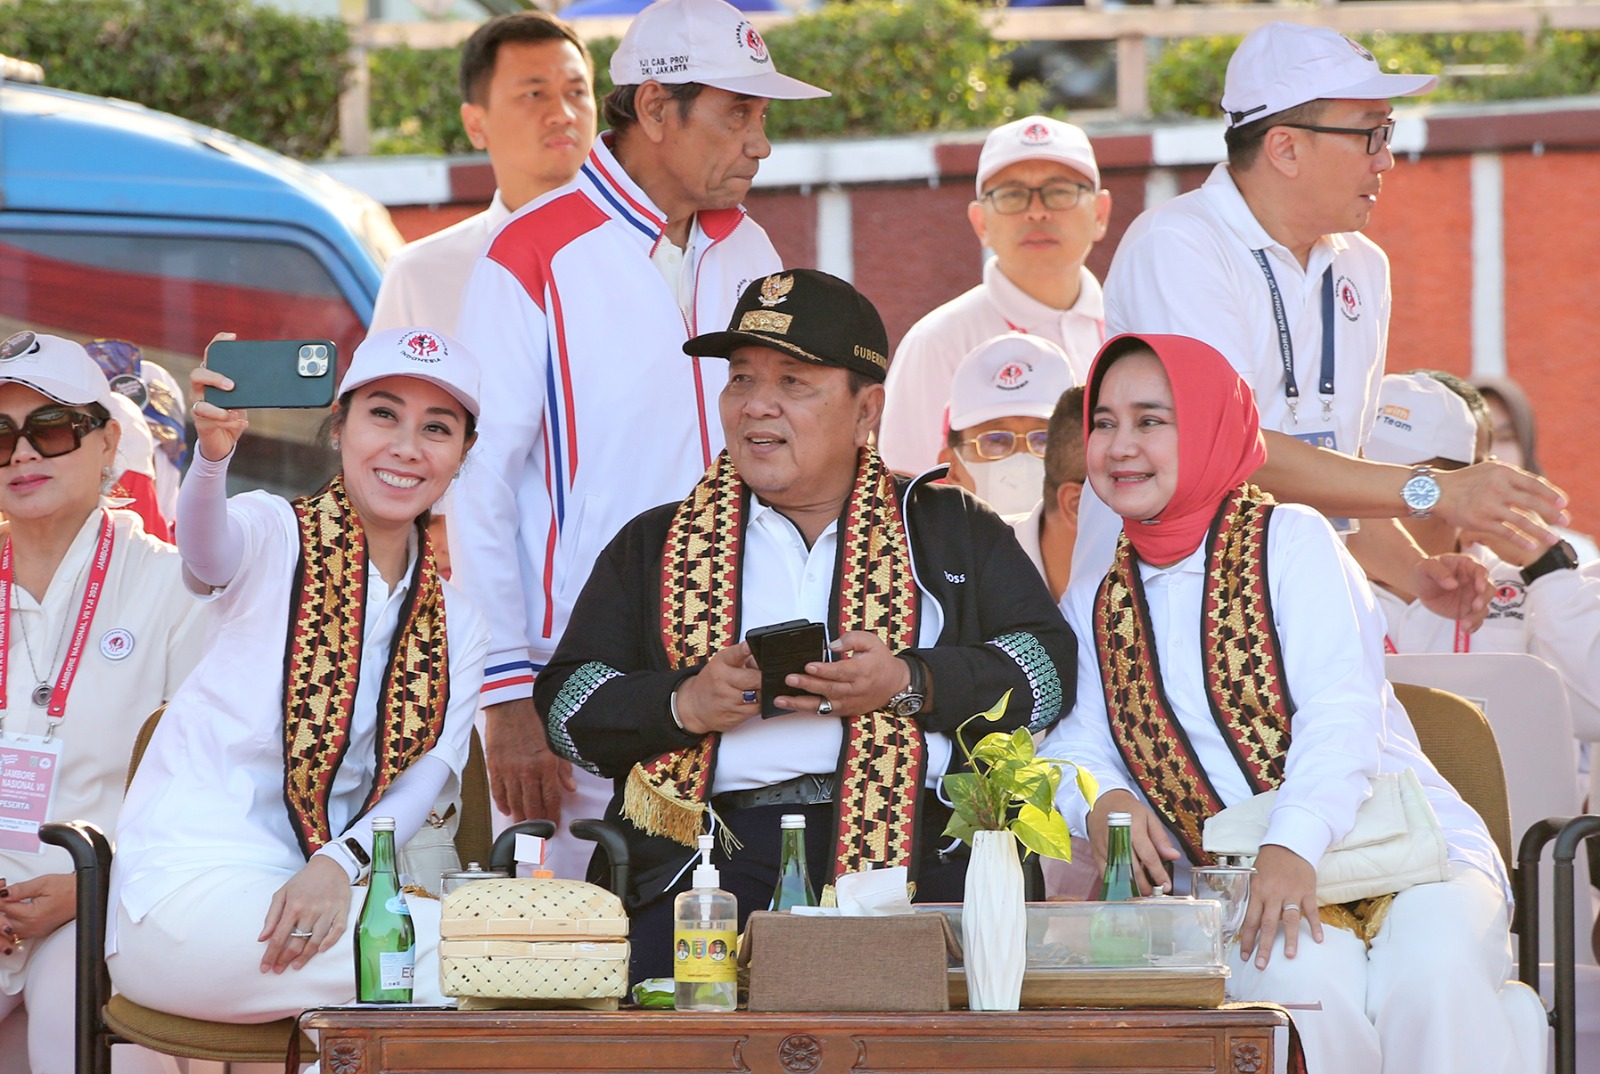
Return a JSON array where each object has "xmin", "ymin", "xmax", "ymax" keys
[
  {"xmin": 711, "ymin": 500, "xmax": 951, "ymax": 794},
  {"xmin": 1041, "ymin": 504, "xmax": 1506, "ymax": 895},
  {"xmin": 113, "ymin": 492, "xmax": 488, "ymax": 924},
  {"xmin": 370, "ymin": 192, "xmax": 513, "ymax": 335},
  {"xmin": 880, "ymin": 258, "xmax": 1104, "ymax": 476},
  {"xmin": 0, "ymin": 510, "xmax": 206, "ymax": 940}
]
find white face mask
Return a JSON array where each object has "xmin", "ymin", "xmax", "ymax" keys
[{"xmin": 965, "ymin": 453, "xmax": 1045, "ymax": 517}]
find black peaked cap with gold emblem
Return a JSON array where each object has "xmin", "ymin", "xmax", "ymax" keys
[{"xmin": 684, "ymin": 268, "xmax": 889, "ymax": 383}]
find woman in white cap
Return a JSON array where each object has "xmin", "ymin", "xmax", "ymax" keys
[
  {"xmin": 108, "ymin": 327, "xmax": 489, "ymax": 1019},
  {"xmin": 0, "ymin": 333, "xmax": 205, "ymax": 1074}
]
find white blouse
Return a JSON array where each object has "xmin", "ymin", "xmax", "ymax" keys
[{"xmin": 1041, "ymin": 503, "xmax": 1506, "ymax": 895}]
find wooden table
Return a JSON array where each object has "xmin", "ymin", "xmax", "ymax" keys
[{"xmin": 301, "ymin": 1007, "xmax": 1285, "ymax": 1074}]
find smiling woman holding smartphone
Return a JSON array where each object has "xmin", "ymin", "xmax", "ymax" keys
[{"xmin": 107, "ymin": 327, "xmax": 491, "ymax": 1022}]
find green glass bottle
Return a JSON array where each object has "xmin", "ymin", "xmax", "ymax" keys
[
  {"xmin": 768, "ymin": 813, "xmax": 818, "ymax": 911},
  {"xmin": 355, "ymin": 817, "xmax": 415, "ymax": 1002},
  {"xmin": 1099, "ymin": 811, "xmax": 1138, "ymax": 902},
  {"xmin": 1090, "ymin": 811, "xmax": 1147, "ymax": 965}
]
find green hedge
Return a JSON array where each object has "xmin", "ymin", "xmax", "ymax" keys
[
  {"xmin": 1150, "ymin": 29, "xmax": 1600, "ymax": 119},
  {"xmin": 372, "ymin": 0, "xmax": 1041, "ymax": 153},
  {"xmin": 0, "ymin": 0, "xmax": 349, "ymax": 159}
]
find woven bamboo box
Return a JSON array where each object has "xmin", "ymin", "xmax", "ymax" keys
[{"xmin": 439, "ymin": 878, "xmax": 629, "ymax": 1009}]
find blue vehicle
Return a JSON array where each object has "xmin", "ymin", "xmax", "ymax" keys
[{"xmin": 0, "ymin": 79, "xmax": 402, "ymax": 494}]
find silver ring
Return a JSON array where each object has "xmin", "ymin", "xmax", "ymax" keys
[
  {"xmin": 289, "ymin": 929, "xmax": 314, "ymax": 939},
  {"xmin": 741, "ymin": 689, "xmax": 758, "ymax": 705},
  {"xmin": 1281, "ymin": 903, "xmax": 1301, "ymax": 916},
  {"xmin": 817, "ymin": 699, "xmax": 833, "ymax": 716}
]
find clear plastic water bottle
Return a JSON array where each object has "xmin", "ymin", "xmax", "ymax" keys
[{"xmin": 674, "ymin": 833, "xmax": 737, "ymax": 1011}]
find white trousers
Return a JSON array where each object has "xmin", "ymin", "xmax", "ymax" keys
[
  {"xmin": 0, "ymin": 922, "xmax": 177, "ymax": 1074},
  {"xmin": 1231, "ymin": 863, "xmax": 1531, "ymax": 1074},
  {"xmin": 109, "ymin": 867, "xmax": 445, "ymax": 1023}
]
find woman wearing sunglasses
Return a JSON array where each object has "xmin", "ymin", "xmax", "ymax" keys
[
  {"xmin": 107, "ymin": 328, "xmax": 489, "ymax": 1021},
  {"xmin": 0, "ymin": 333, "xmax": 207, "ymax": 1074}
]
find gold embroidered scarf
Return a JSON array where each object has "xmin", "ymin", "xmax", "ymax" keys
[
  {"xmin": 282, "ymin": 476, "xmax": 450, "ymax": 857},
  {"xmin": 1095, "ymin": 485, "xmax": 1292, "ymax": 863},
  {"xmin": 625, "ymin": 448, "xmax": 925, "ymax": 881},
  {"xmin": 1095, "ymin": 485, "xmax": 1393, "ymax": 939}
]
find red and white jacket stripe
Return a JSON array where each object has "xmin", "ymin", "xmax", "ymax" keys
[{"xmin": 450, "ymin": 134, "xmax": 781, "ymax": 706}]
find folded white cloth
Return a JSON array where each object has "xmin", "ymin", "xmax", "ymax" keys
[{"xmin": 1203, "ymin": 769, "xmax": 1450, "ymax": 904}]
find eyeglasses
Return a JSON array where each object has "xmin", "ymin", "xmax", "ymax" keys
[
  {"xmin": 956, "ymin": 429, "xmax": 1049, "ymax": 462},
  {"xmin": 1277, "ymin": 119, "xmax": 1395, "ymax": 156},
  {"xmin": 979, "ymin": 182, "xmax": 1094, "ymax": 215},
  {"xmin": 0, "ymin": 406, "xmax": 109, "ymax": 467}
]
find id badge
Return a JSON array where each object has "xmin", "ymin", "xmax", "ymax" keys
[
  {"xmin": 1289, "ymin": 430, "xmax": 1357, "ymax": 535},
  {"xmin": 0, "ymin": 731, "xmax": 64, "ymax": 854}
]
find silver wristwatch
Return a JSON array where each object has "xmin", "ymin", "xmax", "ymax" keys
[
  {"xmin": 1400, "ymin": 465, "xmax": 1442, "ymax": 519},
  {"xmin": 886, "ymin": 653, "xmax": 927, "ymax": 717}
]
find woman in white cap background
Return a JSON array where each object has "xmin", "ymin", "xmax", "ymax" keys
[
  {"xmin": 107, "ymin": 327, "xmax": 489, "ymax": 1020},
  {"xmin": 0, "ymin": 333, "xmax": 206, "ymax": 1074}
]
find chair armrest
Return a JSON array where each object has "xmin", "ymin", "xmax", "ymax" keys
[
  {"xmin": 1552, "ymin": 815, "xmax": 1600, "ymax": 1074},
  {"xmin": 1515, "ymin": 816, "xmax": 1572, "ymax": 995},
  {"xmin": 569, "ymin": 819, "xmax": 631, "ymax": 898},
  {"xmin": 488, "ymin": 820, "xmax": 556, "ymax": 875},
  {"xmin": 40, "ymin": 820, "xmax": 112, "ymax": 1074}
]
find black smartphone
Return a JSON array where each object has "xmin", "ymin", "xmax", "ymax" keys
[
  {"xmin": 744, "ymin": 619, "xmax": 829, "ymax": 718},
  {"xmin": 205, "ymin": 339, "xmax": 338, "ymax": 410}
]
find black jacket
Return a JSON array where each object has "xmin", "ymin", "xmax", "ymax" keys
[{"xmin": 536, "ymin": 471, "xmax": 1076, "ymax": 901}]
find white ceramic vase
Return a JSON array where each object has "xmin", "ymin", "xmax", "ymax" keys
[{"xmin": 962, "ymin": 828, "xmax": 1027, "ymax": 1011}]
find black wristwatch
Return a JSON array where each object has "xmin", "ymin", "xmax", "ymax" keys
[
  {"xmin": 886, "ymin": 652, "xmax": 928, "ymax": 717},
  {"xmin": 1520, "ymin": 539, "xmax": 1579, "ymax": 587}
]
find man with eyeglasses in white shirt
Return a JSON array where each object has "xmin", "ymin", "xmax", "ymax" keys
[
  {"xmin": 1086, "ymin": 21, "xmax": 1569, "ymax": 632},
  {"xmin": 880, "ymin": 116, "xmax": 1109, "ymax": 478}
]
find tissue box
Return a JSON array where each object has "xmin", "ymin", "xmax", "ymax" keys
[
  {"xmin": 737, "ymin": 912, "xmax": 959, "ymax": 1012},
  {"xmin": 919, "ymin": 901, "xmax": 1228, "ymax": 1009}
]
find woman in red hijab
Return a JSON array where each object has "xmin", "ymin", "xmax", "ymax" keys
[{"xmin": 1040, "ymin": 335, "xmax": 1535, "ymax": 1074}]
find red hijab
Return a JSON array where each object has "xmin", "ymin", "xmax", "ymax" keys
[{"xmin": 1085, "ymin": 334, "xmax": 1267, "ymax": 565}]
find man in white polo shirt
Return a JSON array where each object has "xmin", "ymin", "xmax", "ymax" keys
[
  {"xmin": 370, "ymin": 11, "xmax": 597, "ymax": 335},
  {"xmin": 880, "ymin": 116, "xmax": 1109, "ymax": 476},
  {"xmin": 1089, "ymin": 21, "xmax": 1568, "ymax": 621}
]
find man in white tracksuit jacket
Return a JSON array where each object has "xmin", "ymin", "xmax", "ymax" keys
[{"xmin": 451, "ymin": 0, "xmax": 828, "ymax": 879}]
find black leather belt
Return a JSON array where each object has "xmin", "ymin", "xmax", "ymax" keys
[{"xmin": 712, "ymin": 773, "xmax": 835, "ymax": 811}]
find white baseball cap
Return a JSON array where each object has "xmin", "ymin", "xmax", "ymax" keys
[
  {"xmin": 949, "ymin": 334, "xmax": 1075, "ymax": 431},
  {"xmin": 1221, "ymin": 22, "xmax": 1437, "ymax": 127},
  {"xmin": 975, "ymin": 115, "xmax": 1099, "ymax": 197},
  {"xmin": 609, "ymin": 0, "xmax": 828, "ymax": 101},
  {"xmin": 1364, "ymin": 373, "xmax": 1477, "ymax": 467},
  {"xmin": 339, "ymin": 328, "xmax": 482, "ymax": 419},
  {"xmin": 0, "ymin": 331, "xmax": 117, "ymax": 411}
]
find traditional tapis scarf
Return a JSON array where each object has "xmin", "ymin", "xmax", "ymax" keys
[
  {"xmin": 624, "ymin": 448, "xmax": 925, "ymax": 882},
  {"xmin": 282, "ymin": 475, "xmax": 450, "ymax": 857}
]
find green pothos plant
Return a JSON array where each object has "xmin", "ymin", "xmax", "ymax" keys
[{"xmin": 940, "ymin": 690, "xmax": 1099, "ymax": 861}]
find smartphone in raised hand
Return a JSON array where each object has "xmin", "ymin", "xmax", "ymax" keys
[{"xmin": 204, "ymin": 339, "xmax": 337, "ymax": 410}]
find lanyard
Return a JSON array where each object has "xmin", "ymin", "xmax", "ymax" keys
[
  {"xmin": 0, "ymin": 511, "xmax": 116, "ymax": 723},
  {"xmin": 1383, "ymin": 621, "xmax": 1470, "ymax": 656},
  {"xmin": 1251, "ymin": 250, "xmax": 1335, "ymax": 425}
]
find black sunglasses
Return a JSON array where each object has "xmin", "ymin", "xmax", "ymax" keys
[{"xmin": 0, "ymin": 405, "xmax": 109, "ymax": 467}]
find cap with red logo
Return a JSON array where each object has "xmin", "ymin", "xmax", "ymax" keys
[
  {"xmin": 948, "ymin": 333, "xmax": 1075, "ymax": 432},
  {"xmin": 1221, "ymin": 22, "xmax": 1436, "ymax": 127},
  {"xmin": 338, "ymin": 327, "xmax": 481, "ymax": 418},
  {"xmin": 609, "ymin": 0, "xmax": 828, "ymax": 101},
  {"xmin": 975, "ymin": 115, "xmax": 1099, "ymax": 199}
]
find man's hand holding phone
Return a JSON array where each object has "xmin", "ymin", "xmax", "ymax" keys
[
  {"xmin": 673, "ymin": 641, "xmax": 760, "ymax": 735},
  {"xmin": 192, "ymin": 333, "xmax": 249, "ymax": 463}
]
